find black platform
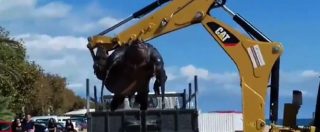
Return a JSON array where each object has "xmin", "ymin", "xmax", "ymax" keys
[{"xmin": 87, "ymin": 109, "xmax": 199, "ymax": 132}]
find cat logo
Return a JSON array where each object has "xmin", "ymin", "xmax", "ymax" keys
[
  {"xmin": 207, "ymin": 22, "xmax": 239, "ymax": 46},
  {"xmin": 215, "ymin": 27, "xmax": 231, "ymax": 42}
]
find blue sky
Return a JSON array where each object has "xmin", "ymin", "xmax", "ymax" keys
[{"xmin": 1, "ymin": 0, "xmax": 320, "ymax": 119}]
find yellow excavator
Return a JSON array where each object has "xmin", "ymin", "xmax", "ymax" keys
[{"xmin": 87, "ymin": 0, "xmax": 319, "ymax": 131}]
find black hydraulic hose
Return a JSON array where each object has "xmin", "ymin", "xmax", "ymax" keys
[
  {"xmin": 98, "ymin": 17, "xmax": 133, "ymax": 35},
  {"xmin": 314, "ymin": 78, "xmax": 320, "ymax": 131},
  {"xmin": 98, "ymin": 0, "xmax": 170, "ymax": 35},
  {"xmin": 132, "ymin": 0, "xmax": 170, "ymax": 18},
  {"xmin": 86, "ymin": 79, "xmax": 90, "ymax": 114},
  {"xmin": 100, "ymin": 79, "xmax": 105, "ymax": 103},
  {"xmin": 232, "ymin": 14, "xmax": 271, "ymax": 42},
  {"xmin": 188, "ymin": 83, "xmax": 192, "ymax": 108},
  {"xmin": 194, "ymin": 75, "xmax": 198, "ymax": 109},
  {"xmin": 270, "ymin": 60, "xmax": 280, "ymax": 123},
  {"xmin": 94, "ymin": 85, "xmax": 97, "ymax": 103}
]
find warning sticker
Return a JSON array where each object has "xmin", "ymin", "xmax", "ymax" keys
[{"xmin": 247, "ymin": 45, "xmax": 265, "ymax": 68}]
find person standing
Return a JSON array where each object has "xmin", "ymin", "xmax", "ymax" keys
[
  {"xmin": 47, "ymin": 118, "xmax": 57, "ymax": 132},
  {"xmin": 23, "ymin": 114, "xmax": 35, "ymax": 132},
  {"xmin": 11, "ymin": 118, "xmax": 23, "ymax": 132},
  {"xmin": 65, "ymin": 119, "xmax": 75, "ymax": 132}
]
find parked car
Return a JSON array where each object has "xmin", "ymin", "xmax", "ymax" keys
[
  {"xmin": 55, "ymin": 122, "xmax": 65, "ymax": 132},
  {"xmin": 32, "ymin": 115, "xmax": 70, "ymax": 126},
  {"xmin": 34, "ymin": 120, "xmax": 65, "ymax": 132},
  {"xmin": 70, "ymin": 117, "xmax": 87, "ymax": 131},
  {"xmin": 34, "ymin": 121, "xmax": 47, "ymax": 132},
  {"xmin": 0, "ymin": 121, "xmax": 12, "ymax": 132}
]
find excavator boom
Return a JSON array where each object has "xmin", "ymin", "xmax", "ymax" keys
[{"xmin": 87, "ymin": 0, "xmax": 284, "ymax": 131}]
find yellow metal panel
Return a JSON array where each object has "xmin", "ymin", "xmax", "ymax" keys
[
  {"xmin": 89, "ymin": 0, "xmax": 216, "ymax": 49},
  {"xmin": 116, "ymin": 0, "xmax": 215, "ymax": 44},
  {"xmin": 201, "ymin": 15, "xmax": 283, "ymax": 131}
]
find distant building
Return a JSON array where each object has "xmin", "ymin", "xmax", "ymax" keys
[
  {"xmin": 198, "ymin": 111, "xmax": 243, "ymax": 132},
  {"xmin": 64, "ymin": 109, "xmax": 95, "ymax": 116}
]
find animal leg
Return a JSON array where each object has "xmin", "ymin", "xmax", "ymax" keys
[
  {"xmin": 128, "ymin": 95, "xmax": 133, "ymax": 107},
  {"xmin": 110, "ymin": 95, "xmax": 125, "ymax": 111},
  {"xmin": 135, "ymin": 94, "xmax": 142, "ymax": 105},
  {"xmin": 153, "ymin": 69, "xmax": 167, "ymax": 93},
  {"xmin": 154, "ymin": 68, "xmax": 167, "ymax": 109},
  {"xmin": 137, "ymin": 92, "xmax": 149, "ymax": 111},
  {"xmin": 153, "ymin": 80, "xmax": 160, "ymax": 95}
]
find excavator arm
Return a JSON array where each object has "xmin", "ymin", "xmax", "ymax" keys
[{"xmin": 87, "ymin": 0, "xmax": 283, "ymax": 131}]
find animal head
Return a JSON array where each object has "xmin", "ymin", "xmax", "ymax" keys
[
  {"xmin": 93, "ymin": 46, "xmax": 109, "ymax": 80},
  {"xmin": 95, "ymin": 46, "xmax": 108, "ymax": 63}
]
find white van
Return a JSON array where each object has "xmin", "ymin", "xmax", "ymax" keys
[
  {"xmin": 31, "ymin": 116, "xmax": 58, "ymax": 123},
  {"xmin": 57, "ymin": 116, "xmax": 71, "ymax": 124},
  {"xmin": 32, "ymin": 116, "xmax": 81, "ymax": 131},
  {"xmin": 31, "ymin": 116, "xmax": 70, "ymax": 124}
]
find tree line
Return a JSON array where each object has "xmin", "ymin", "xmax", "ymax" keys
[{"xmin": 0, "ymin": 27, "xmax": 85, "ymax": 121}]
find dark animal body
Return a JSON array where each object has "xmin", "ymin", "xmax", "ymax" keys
[{"xmin": 93, "ymin": 42, "xmax": 167, "ymax": 111}]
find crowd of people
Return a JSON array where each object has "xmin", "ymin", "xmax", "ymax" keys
[{"xmin": 11, "ymin": 114, "xmax": 76, "ymax": 132}]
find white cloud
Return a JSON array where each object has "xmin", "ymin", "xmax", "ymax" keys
[
  {"xmin": 0, "ymin": 0, "xmax": 71, "ymax": 20},
  {"xmin": 85, "ymin": 2, "xmax": 105, "ymax": 17},
  {"xmin": 17, "ymin": 34, "xmax": 87, "ymax": 51},
  {"xmin": 210, "ymin": 72, "xmax": 239, "ymax": 85},
  {"xmin": 166, "ymin": 72, "xmax": 177, "ymax": 81},
  {"xmin": 268, "ymin": 70, "xmax": 320, "ymax": 98},
  {"xmin": 0, "ymin": 0, "xmax": 121, "ymax": 36},
  {"xmin": 160, "ymin": 65, "xmax": 240, "ymax": 94},
  {"xmin": 0, "ymin": 0, "xmax": 35, "ymax": 12},
  {"xmin": 71, "ymin": 22, "xmax": 97, "ymax": 33},
  {"xmin": 180, "ymin": 65, "xmax": 210, "ymax": 80},
  {"xmin": 281, "ymin": 70, "xmax": 320, "ymax": 83},
  {"xmin": 16, "ymin": 33, "xmax": 102, "ymax": 96},
  {"xmin": 67, "ymin": 83, "xmax": 84, "ymax": 89},
  {"xmin": 34, "ymin": 2, "xmax": 71, "ymax": 18},
  {"xmin": 166, "ymin": 65, "xmax": 320, "ymax": 98},
  {"xmin": 43, "ymin": 56, "xmax": 78, "ymax": 68},
  {"xmin": 98, "ymin": 17, "xmax": 121, "ymax": 28},
  {"xmin": 301, "ymin": 70, "xmax": 320, "ymax": 78},
  {"xmin": 70, "ymin": 16, "xmax": 121, "ymax": 34},
  {"xmin": 178, "ymin": 65, "xmax": 239, "ymax": 85}
]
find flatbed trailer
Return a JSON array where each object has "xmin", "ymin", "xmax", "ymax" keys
[
  {"xmin": 88, "ymin": 109, "xmax": 198, "ymax": 132},
  {"xmin": 86, "ymin": 76, "xmax": 199, "ymax": 132}
]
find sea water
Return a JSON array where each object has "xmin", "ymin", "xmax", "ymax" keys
[{"xmin": 266, "ymin": 119, "xmax": 313, "ymax": 126}]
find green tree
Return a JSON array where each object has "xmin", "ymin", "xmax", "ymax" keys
[
  {"xmin": 25, "ymin": 72, "xmax": 86, "ymax": 116},
  {"xmin": 0, "ymin": 96, "xmax": 14, "ymax": 121},
  {"xmin": 0, "ymin": 26, "xmax": 42, "ymax": 115},
  {"xmin": 1, "ymin": 26, "xmax": 85, "ymax": 116}
]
